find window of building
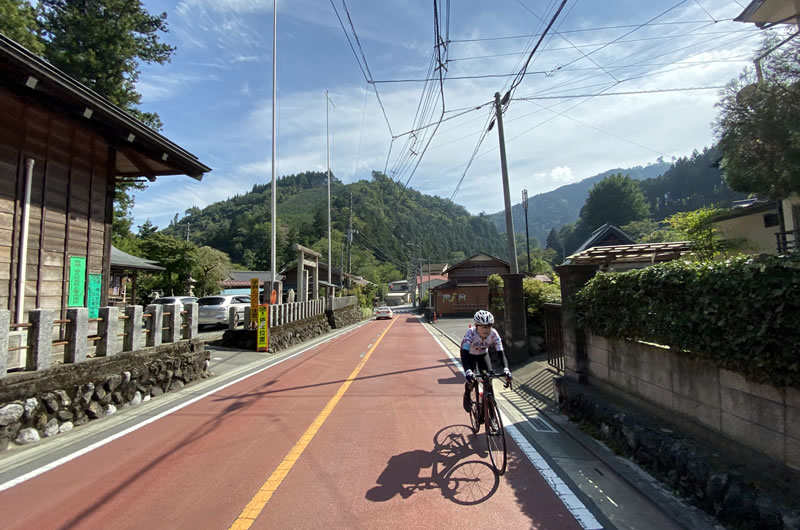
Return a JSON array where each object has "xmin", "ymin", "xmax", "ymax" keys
[{"xmin": 763, "ymin": 213, "xmax": 779, "ymax": 228}]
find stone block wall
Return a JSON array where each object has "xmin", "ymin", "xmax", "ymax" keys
[
  {"xmin": 555, "ymin": 377, "xmax": 800, "ymax": 529},
  {"xmin": 585, "ymin": 333, "xmax": 800, "ymax": 473},
  {"xmin": 222, "ymin": 314, "xmax": 331, "ymax": 352},
  {"xmin": 0, "ymin": 339, "xmax": 208, "ymax": 451},
  {"xmin": 326, "ymin": 305, "xmax": 363, "ymax": 329}
]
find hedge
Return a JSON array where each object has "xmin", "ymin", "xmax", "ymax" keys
[{"xmin": 574, "ymin": 254, "xmax": 800, "ymax": 388}]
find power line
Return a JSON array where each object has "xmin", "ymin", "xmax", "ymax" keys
[
  {"xmin": 447, "ymin": 30, "xmax": 758, "ymax": 63},
  {"xmin": 521, "ymin": 0, "xmax": 621, "ymax": 85},
  {"xmin": 507, "ymin": 0, "xmax": 570, "ymax": 98},
  {"xmin": 446, "ymin": 19, "xmax": 735, "ymax": 43},
  {"xmin": 515, "ymin": 85, "xmax": 726, "ymax": 99},
  {"xmin": 330, "ymin": 0, "xmax": 395, "ymax": 137}
]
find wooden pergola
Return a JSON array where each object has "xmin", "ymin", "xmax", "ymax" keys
[{"xmin": 566, "ymin": 241, "xmax": 693, "ymax": 268}]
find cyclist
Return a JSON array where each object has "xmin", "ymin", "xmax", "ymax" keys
[{"xmin": 461, "ymin": 309, "xmax": 512, "ymax": 413}]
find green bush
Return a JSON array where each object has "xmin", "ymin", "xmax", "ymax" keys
[
  {"xmin": 523, "ymin": 277, "xmax": 561, "ymax": 336},
  {"xmin": 575, "ymin": 254, "xmax": 800, "ymax": 387}
]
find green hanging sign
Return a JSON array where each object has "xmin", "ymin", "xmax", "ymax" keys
[
  {"xmin": 68, "ymin": 256, "xmax": 86, "ymax": 307},
  {"xmin": 87, "ymin": 273, "xmax": 102, "ymax": 318}
]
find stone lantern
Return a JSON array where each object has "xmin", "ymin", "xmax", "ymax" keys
[{"xmin": 184, "ymin": 276, "xmax": 197, "ymax": 296}]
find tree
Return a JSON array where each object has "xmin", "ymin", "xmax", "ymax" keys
[
  {"xmin": 546, "ymin": 228, "xmax": 564, "ymax": 263},
  {"xmin": 40, "ymin": 0, "xmax": 175, "ymax": 127},
  {"xmin": 0, "ymin": 1, "xmax": 45, "ymax": 54},
  {"xmin": 715, "ymin": 32, "xmax": 800, "ymax": 198},
  {"xmin": 192, "ymin": 246, "xmax": 232, "ymax": 296},
  {"xmin": 580, "ymin": 173, "xmax": 650, "ymax": 230},
  {"xmin": 139, "ymin": 233, "xmax": 196, "ymax": 295},
  {"xmin": 664, "ymin": 207, "xmax": 725, "ymax": 260}
]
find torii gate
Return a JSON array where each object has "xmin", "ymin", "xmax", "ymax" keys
[{"xmin": 292, "ymin": 243, "xmax": 320, "ymax": 302}]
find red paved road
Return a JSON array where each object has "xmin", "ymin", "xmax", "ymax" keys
[{"xmin": 0, "ymin": 315, "xmax": 581, "ymax": 529}]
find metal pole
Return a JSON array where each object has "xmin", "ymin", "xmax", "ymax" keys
[
  {"xmin": 269, "ymin": 0, "xmax": 278, "ymax": 302},
  {"xmin": 326, "ymin": 90, "xmax": 332, "ymax": 285},
  {"xmin": 522, "ymin": 189, "xmax": 531, "ymax": 274},
  {"xmin": 494, "ymin": 92, "xmax": 519, "ymax": 274},
  {"xmin": 16, "ymin": 158, "xmax": 34, "ymax": 324}
]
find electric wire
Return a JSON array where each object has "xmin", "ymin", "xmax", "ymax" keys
[{"xmin": 447, "ymin": 19, "xmax": 736, "ymax": 43}]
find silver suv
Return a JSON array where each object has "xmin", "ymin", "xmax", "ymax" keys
[{"xmin": 197, "ymin": 295, "xmax": 250, "ymax": 329}]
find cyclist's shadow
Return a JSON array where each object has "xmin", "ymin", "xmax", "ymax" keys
[{"xmin": 365, "ymin": 424, "xmax": 499, "ymax": 506}]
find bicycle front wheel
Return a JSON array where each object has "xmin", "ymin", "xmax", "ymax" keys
[
  {"xmin": 469, "ymin": 386, "xmax": 481, "ymax": 434},
  {"xmin": 485, "ymin": 395, "xmax": 507, "ymax": 475}
]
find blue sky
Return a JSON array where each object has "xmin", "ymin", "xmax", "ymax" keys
[{"xmin": 132, "ymin": 0, "xmax": 763, "ymax": 230}]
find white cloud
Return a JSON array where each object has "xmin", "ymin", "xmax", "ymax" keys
[{"xmin": 133, "ymin": 0, "xmax": 767, "ymax": 230}]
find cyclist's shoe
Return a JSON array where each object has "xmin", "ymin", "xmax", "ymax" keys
[{"xmin": 462, "ymin": 392, "xmax": 472, "ymax": 413}]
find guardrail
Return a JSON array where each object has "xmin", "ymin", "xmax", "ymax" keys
[{"xmin": 0, "ymin": 303, "xmax": 200, "ymax": 378}]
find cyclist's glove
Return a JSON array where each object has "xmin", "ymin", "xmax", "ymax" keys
[{"xmin": 465, "ymin": 369, "xmax": 475, "ymax": 382}]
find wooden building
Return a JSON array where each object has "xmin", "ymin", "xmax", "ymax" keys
[
  {"xmin": 431, "ymin": 253, "xmax": 510, "ymax": 316},
  {"xmin": 0, "ymin": 35, "xmax": 210, "ymax": 323}
]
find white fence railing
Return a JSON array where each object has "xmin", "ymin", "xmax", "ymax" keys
[
  {"xmin": 269, "ymin": 299, "xmax": 326, "ymax": 327},
  {"xmin": 266, "ymin": 295, "xmax": 358, "ymax": 327},
  {"xmin": 330, "ymin": 295, "xmax": 357, "ymax": 311}
]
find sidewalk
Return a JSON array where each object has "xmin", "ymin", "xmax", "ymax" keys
[{"xmin": 427, "ymin": 316, "xmax": 720, "ymax": 530}]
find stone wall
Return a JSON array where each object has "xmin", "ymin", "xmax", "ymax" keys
[
  {"xmin": 222, "ymin": 314, "xmax": 331, "ymax": 352},
  {"xmin": 0, "ymin": 339, "xmax": 209, "ymax": 451},
  {"xmin": 584, "ymin": 333, "xmax": 800, "ymax": 473},
  {"xmin": 555, "ymin": 377, "xmax": 800, "ymax": 530},
  {"xmin": 326, "ymin": 305, "xmax": 363, "ymax": 329}
]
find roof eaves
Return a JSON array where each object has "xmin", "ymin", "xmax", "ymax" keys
[{"xmin": 0, "ymin": 34, "xmax": 211, "ymax": 180}]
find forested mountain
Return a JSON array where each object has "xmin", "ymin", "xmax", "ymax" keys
[
  {"xmin": 161, "ymin": 171, "xmax": 506, "ymax": 274},
  {"xmin": 493, "ymin": 147, "xmax": 745, "ymax": 245},
  {"xmin": 490, "ymin": 162, "xmax": 671, "ymax": 244},
  {"xmin": 638, "ymin": 146, "xmax": 744, "ymax": 219}
]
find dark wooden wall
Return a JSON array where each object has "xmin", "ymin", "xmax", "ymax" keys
[{"xmin": 0, "ymin": 87, "xmax": 113, "ymax": 320}]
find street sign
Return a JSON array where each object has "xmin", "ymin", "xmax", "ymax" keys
[
  {"xmin": 87, "ymin": 274, "xmax": 102, "ymax": 319},
  {"xmin": 67, "ymin": 256, "xmax": 86, "ymax": 306},
  {"xmin": 250, "ymin": 278, "xmax": 259, "ymax": 326},
  {"xmin": 257, "ymin": 304, "xmax": 269, "ymax": 352}
]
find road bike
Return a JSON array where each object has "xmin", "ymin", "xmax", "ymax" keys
[{"xmin": 467, "ymin": 371, "xmax": 511, "ymax": 475}]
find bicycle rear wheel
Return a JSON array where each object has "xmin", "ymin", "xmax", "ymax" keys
[{"xmin": 485, "ymin": 395, "xmax": 507, "ymax": 475}]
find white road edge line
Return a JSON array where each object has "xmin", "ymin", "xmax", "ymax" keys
[
  {"xmin": 0, "ymin": 319, "xmax": 374, "ymax": 492},
  {"xmin": 419, "ymin": 317, "xmax": 603, "ymax": 530}
]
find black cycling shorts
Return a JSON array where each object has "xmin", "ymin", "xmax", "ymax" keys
[{"xmin": 460, "ymin": 349, "xmax": 492, "ymax": 374}]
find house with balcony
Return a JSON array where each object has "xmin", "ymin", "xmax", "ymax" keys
[{"xmin": 713, "ymin": 197, "xmax": 800, "ymax": 254}]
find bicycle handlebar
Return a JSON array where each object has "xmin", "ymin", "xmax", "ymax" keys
[{"xmin": 473, "ymin": 371, "xmax": 513, "ymax": 390}]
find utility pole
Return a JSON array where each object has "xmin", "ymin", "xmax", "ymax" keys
[
  {"xmin": 347, "ymin": 192, "xmax": 353, "ymax": 287},
  {"xmin": 186, "ymin": 222, "xmax": 190, "ymax": 243},
  {"xmin": 326, "ymin": 90, "xmax": 335, "ymax": 286},
  {"xmin": 494, "ymin": 92, "xmax": 519, "ymax": 274},
  {"xmin": 522, "ymin": 189, "xmax": 530, "ymax": 274}
]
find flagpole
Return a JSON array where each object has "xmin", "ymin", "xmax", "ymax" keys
[{"xmin": 270, "ymin": 0, "xmax": 278, "ymax": 302}]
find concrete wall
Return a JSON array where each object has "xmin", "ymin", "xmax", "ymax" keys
[
  {"xmin": 585, "ymin": 333, "xmax": 800, "ymax": 471},
  {"xmin": 715, "ymin": 212, "xmax": 778, "ymax": 254}
]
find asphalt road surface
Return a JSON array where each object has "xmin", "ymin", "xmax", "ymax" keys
[{"xmin": 0, "ymin": 314, "xmax": 602, "ymax": 529}]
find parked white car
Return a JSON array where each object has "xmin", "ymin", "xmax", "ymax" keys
[
  {"xmin": 197, "ymin": 295, "xmax": 251, "ymax": 329},
  {"xmin": 152, "ymin": 296, "xmax": 199, "ymax": 307}
]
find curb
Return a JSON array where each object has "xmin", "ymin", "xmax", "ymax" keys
[{"xmin": 427, "ymin": 321, "xmax": 720, "ymax": 530}]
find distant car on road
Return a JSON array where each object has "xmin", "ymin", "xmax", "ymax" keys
[
  {"xmin": 197, "ymin": 295, "xmax": 251, "ymax": 329},
  {"xmin": 151, "ymin": 296, "xmax": 199, "ymax": 307},
  {"xmin": 375, "ymin": 306, "xmax": 393, "ymax": 320}
]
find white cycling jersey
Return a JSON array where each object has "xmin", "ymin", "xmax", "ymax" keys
[{"xmin": 461, "ymin": 326, "xmax": 504, "ymax": 356}]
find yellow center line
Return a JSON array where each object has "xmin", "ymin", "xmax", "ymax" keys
[{"xmin": 229, "ymin": 318, "xmax": 398, "ymax": 529}]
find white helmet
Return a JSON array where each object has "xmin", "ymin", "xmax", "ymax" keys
[{"xmin": 474, "ymin": 310, "xmax": 494, "ymax": 326}]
